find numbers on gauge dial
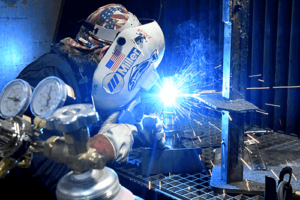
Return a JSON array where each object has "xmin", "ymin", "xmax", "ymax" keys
[
  {"xmin": 1, "ymin": 84, "xmax": 24, "ymax": 116},
  {"xmin": 33, "ymin": 83, "xmax": 60, "ymax": 116}
]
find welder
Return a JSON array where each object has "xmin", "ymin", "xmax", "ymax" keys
[{"xmin": 0, "ymin": 4, "xmax": 165, "ymax": 199}]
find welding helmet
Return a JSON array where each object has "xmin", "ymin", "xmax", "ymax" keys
[{"xmin": 89, "ymin": 5, "xmax": 165, "ymax": 111}]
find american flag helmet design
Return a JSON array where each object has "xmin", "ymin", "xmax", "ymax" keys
[{"xmin": 60, "ymin": 4, "xmax": 132, "ymax": 52}]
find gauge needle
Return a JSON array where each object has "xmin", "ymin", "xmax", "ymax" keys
[
  {"xmin": 7, "ymin": 96, "xmax": 20, "ymax": 102},
  {"xmin": 45, "ymin": 87, "xmax": 51, "ymax": 107}
]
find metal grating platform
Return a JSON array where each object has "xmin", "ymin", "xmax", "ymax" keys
[
  {"xmin": 115, "ymin": 163, "xmax": 264, "ymax": 200},
  {"xmin": 115, "ymin": 112, "xmax": 300, "ymax": 199}
]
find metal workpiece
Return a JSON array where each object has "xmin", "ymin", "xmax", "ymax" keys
[
  {"xmin": 198, "ymin": 94, "xmax": 258, "ymax": 112},
  {"xmin": 56, "ymin": 168, "xmax": 120, "ymax": 200},
  {"xmin": 221, "ymin": 111, "xmax": 245, "ymax": 183},
  {"xmin": 163, "ymin": 110, "xmax": 179, "ymax": 147},
  {"xmin": 45, "ymin": 104, "xmax": 99, "ymax": 133}
]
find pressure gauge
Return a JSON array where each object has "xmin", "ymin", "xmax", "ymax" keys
[
  {"xmin": 0, "ymin": 79, "xmax": 32, "ymax": 118},
  {"xmin": 30, "ymin": 76, "xmax": 74, "ymax": 118}
]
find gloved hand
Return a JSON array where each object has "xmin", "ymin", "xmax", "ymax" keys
[
  {"xmin": 90, "ymin": 111, "xmax": 137, "ymax": 163},
  {"xmin": 133, "ymin": 115, "xmax": 167, "ymax": 149}
]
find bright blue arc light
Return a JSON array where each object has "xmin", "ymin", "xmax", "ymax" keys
[{"xmin": 159, "ymin": 77, "xmax": 178, "ymax": 107}]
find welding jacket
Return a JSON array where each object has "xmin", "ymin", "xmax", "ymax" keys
[{"xmin": 0, "ymin": 43, "xmax": 135, "ymax": 199}]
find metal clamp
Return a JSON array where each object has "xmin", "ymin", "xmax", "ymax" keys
[{"xmin": 277, "ymin": 167, "xmax": 293, "ymax": 200}]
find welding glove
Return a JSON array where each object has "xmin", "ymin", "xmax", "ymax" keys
[
  {"xmin": 133, "ymin": 115, "xmax": 167, "ymax": 149},
  {"xmin": 90, "ymin": 111, "xmax": 137, "ymax": 163}
]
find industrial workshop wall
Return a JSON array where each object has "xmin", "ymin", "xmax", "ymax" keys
[
  {"xmin": 0, "ymin": 0, "xmax": 63, "ymax": 91},
  {"xmin": 243, "ymin": 0, "xmax": 300, "ymax": 136}
]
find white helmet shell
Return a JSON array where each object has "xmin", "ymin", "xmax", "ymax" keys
[{"xmin": 92, "ymin": 21, "xmax": 165, "ymax": 111}]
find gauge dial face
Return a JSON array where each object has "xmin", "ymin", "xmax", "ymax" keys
[
  {"xmin": 0, "ymin": 80, "xmax": 32, "ymax": 118},
  {"xmin": 30, "ymin": 77, "xmax": 67, "ymax": 118}
]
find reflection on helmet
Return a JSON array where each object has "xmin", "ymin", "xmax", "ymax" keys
[{"xmin": 128, "ymin": 49, "xmax": 158, "ymax": 91}]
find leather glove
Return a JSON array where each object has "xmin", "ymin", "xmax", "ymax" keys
[
  {"xmin": 90, "ymin": 111, "xmax": 137, "ymax": 163},
  {"xmin": 133, "ymin": 115, "xmax": 166, "ymax": 149}
]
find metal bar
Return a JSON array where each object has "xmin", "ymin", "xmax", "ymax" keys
[
  {"xmin": 222, "ymin": 0, "xmax": 230, "ymax": 23},
  {"xmin": 250, "ymin": 0, "xmax": 265, "ymax": 126},
  {"xmin": 273, "ymin": 0, "xmax": 292, "ymax": 131},
  {"xmin": 286, "ymin": 0, "xmax": 300, "ymax": 136},
  {"xmin": 222, "ymin": 23, "xmax": 231, "ymax": 99},
  {"xmin": 261, "ymin": 0, "xmax": 279, "ymax": 129},
  {"xmin": 221, "ymin": 111, "xmax": 245, "ymax": 183},
  {"xmin": 222, "ymin": 0, "xmax": 231, "ymax": 99}
]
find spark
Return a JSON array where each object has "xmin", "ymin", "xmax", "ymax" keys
[
  {"xmin": 223, "ymin": 189, "xmax": 226, "ymax": 197},
  {"xmin": 187, "ymin": 187, "xmax": 191, "ymax": 190},
  {"xmin": 194, "ymin": 119, "xmax": 202, "ymax": 125},
  {"xmin": 245, "ymin": 130, "xmax": 273, "ymax": 133},
  {"xmin": 214, "ymin": 65, "xmax": 222, "ymax": 69},
  {"xmin": 249, "ymin": 74, "xmax": 262, "ymax": 77},
  {"xmin": 197, "ymin": 136, "xmax": 202, "ymax": 143},
  {"xmin": 286, "ymin": 160, "xmax": 289, "ymax": 164},
  {"xmin": 258, "ymin": 79, "xmax": 264, "ymax": 82},
  {"xmin": 205, "ymin": 106, "xmax": 222, "ymax": 113},
  {"xmin": 199, "ymin": 83, "xmax": 215, "ymax": 88},
  {"xmin": 209, "ymin": 122, "xmax": 222, "ymax": 132},
  {"xmin": 201, "ymin": 72, "xmax": 205, "ymax": 76},
  {"xmin": 246, "ymin": 87, "xmax": 270, "ymax": 89},
  {"xmin": 247, "ymin": 134, "xmax": 260, "ymax": 143},
  {"xmin": 258, "ymin": 109, "xmax": 267, "ymax": 112},
  {"xmin": 241, "ymin": 158, "xmax": 252, "ymax": 170},
  {"xmin": 191, "ymin": 138, "xmax": 195, "ymax": 146},
  {"xmin": 292, "ymin": 173, "xmax": 298, "ymax": 181},
  {"xmin": 210, "ymin": 160, "xmax": 215, "ymax": 168},
  {"xmin": 245, "ymin": 179, "xmax": 250, "ymax": 191},
  {"xmin": 273, "ymin": 86, "xmax": 300, "ymax": 89},
  {"xmin": 199, "ymin": 154, "xmax": 202, "ymax": 160},
  {"xmin": 256, "ymin": 110, "xmax": 269, "ymax": 115},
  {"xmin": 208, "ymin": 169, "xmax": 212, "ymax": 176},
  {"xmin": 245, "ymin": 146, "xmax": 253, "ymax": 154},
  {"xmin": 148, "ymin": 181, "xmax": 151, "ymax": 190},
  {"xmin": 199, "ymin": 90, "xmax": 217, "ymax": 94},
  {"xmin": 265, "ymin": 103, "xmax": 280, "ymax": 107},
  {"xmin": 159, "ymin": 181, "xmax": 162, "ymax": 189},
  {"xmin": 193, "ymin": 131, "xmax": 196, "ymax": 137},
  {"xmin": 169, "ymin": 172, "xmax": 171, "ymax": 179},
  {"xmin": 271, "ymin": 169, "xmax": 279, "ymax": 180},
  {"xmin": 227, "ymin": 113, "xmax": 232, "ymax": 121}
]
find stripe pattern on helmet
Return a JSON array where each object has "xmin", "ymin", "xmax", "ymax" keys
[{"xmin": 60, "ymin": 4, "xmax": 130, "ymax": 51}]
